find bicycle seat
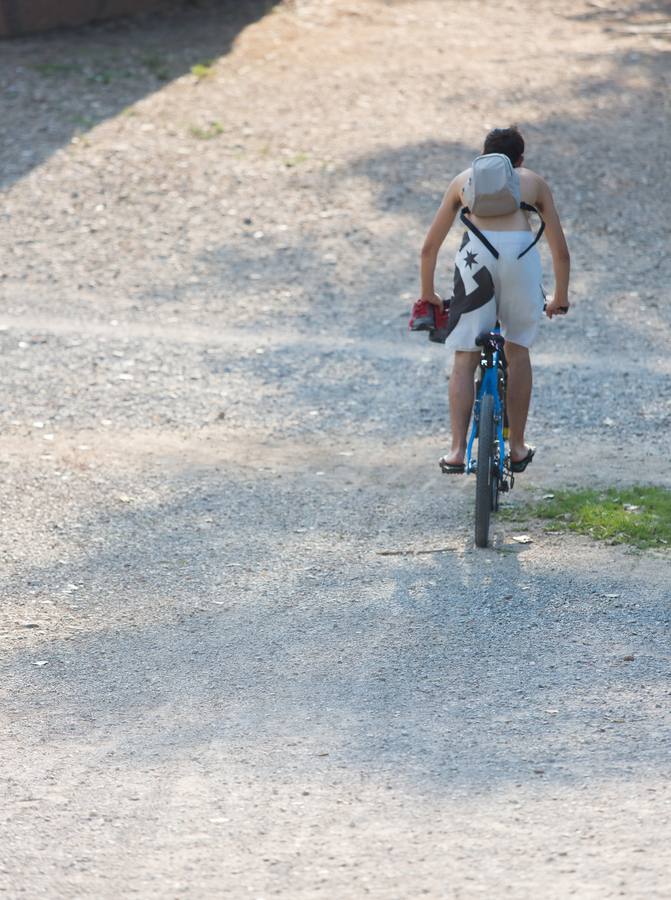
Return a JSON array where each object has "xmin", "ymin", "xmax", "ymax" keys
[{"xmin": 475, "ymin": 331, "xmax": 505, "ymax": 351}]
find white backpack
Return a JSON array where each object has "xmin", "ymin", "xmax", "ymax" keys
[
  {"xmin": 460, "ymin": 153, "xmax": 544, "ymax": 259},
  {"xmin": 463, "ymin": 153, "xmax": 521, "ymax": 217}
]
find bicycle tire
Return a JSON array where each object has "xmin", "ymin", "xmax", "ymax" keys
[
  {"xmin": 491, "ymin": 466, "xmax": 500, "ymax": 512},
  {"xmin": 475, "ymin": 393, "xmax": 495, "ymax": 548}
]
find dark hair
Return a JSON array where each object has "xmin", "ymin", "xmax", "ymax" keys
[{"xmin": 483, "ymin": 126, "xmax": 524, "ymax": 166}]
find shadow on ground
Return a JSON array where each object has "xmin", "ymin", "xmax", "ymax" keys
[
  {"xmin": 565, "ymin": 0, "xmax": 671, "ymax": 27},
  {"xmin": 0, "ymin": 0, "xmax": 280, "ymax": 189},
  {"xmin": 3, "ymin": 460, "xmax": 670, "ymax": 793}
]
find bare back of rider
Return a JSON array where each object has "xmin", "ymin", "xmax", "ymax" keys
[
  {"xmin": 459, "ymin": 166, "xmax": 543, "ymax": 232},
  {"xmin": 451, "ymin": 164, "xmax": 570, "ymax": 312}
]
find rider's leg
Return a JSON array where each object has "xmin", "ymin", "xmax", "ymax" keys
[
  {"xmin": 443, "ymin": 350, "xmax": 480, "ymax": 465},
  {"xmin": 505, "ymin": 341, "xmax": 533, "ymax": 462}
]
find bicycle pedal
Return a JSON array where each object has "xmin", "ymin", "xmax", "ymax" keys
[{"xmin": 500, "ymin": 479, "xmax": 510, "ymax": 493}]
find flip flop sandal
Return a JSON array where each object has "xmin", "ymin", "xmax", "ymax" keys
[
  {"xmin": 439, "ymin": 457, "xmax": 465, "ymax": 474},
  {"xmin": 510, "ymin": 446, "xmax": 535, "ymax": 473}
]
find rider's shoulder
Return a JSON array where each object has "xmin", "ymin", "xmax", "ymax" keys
[
  {"xmin": 444, "ymin": 169, "xmax": 471, "ymax": 205},
  {"xmin": 517, "ymin": 167, "xmax": 553, "ymax": 203},
  {"xmin": 452, "ymin": 168, "xmax": 471, "ymax": 187},
  {"xmin": 518, "ymin": 167, "xmax": 553, "ymax": 189},
  {"xmin": 517, "ymin": 166, "xmax": 544, "ymax": 182}
]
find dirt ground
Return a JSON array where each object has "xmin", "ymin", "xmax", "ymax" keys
[{"xmin": 1, "ymin": 1, "xmax": 670, "ymax": 897}]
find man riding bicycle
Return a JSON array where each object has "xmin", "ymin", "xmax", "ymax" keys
[{"xmin": 418, "ymin": 126, "xmax": 571, "ymax": 474}]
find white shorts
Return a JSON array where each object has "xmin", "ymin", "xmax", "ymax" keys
[{"xmin": 445, "ymin": 230, "xmax": 545, "ymax": 351}]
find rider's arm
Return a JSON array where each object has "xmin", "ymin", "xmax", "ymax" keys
[
  {"xmin": 419, "ymin": 175, "xmax": 463, "ymax": 305},
  {"xmin": 535, "ymin": 176, "xmax": 571, "ymax": 316}
]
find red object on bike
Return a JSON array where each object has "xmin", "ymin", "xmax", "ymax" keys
[{"xmin": 409, "ymin": 298, "xmax": 436, "ymax": 331}]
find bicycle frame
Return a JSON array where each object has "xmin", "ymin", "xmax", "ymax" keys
[{"xmin": 465, "ymin": 337, "xmax": 505, "ymax": 480}]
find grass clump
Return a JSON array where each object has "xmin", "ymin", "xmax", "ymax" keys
[
  {"xmin": 33, "ymin": 62, "xmax": 82, "ymax": 77},
  {"xmin": 191, "ymin": 59, "xmax": 215, "ymax": 79},
  {"xmin": 284, "ymin": 152, "xmax": 309, "ymax": 167},
  {"xmin": 528, "ymin": 486, "xmax": 671, "ymax": 549},
  {"xmin": 189, "ymin": 121, "xmax": 225, "ymax": 140},
  {"xmin": 86, "ymin": 68, "xmax": 131, "ymax": 85},
  {"xmin": 34, "ymin": 59, "xmax": 135, "ymax": 84},
  {"xmin": 143, "ymin": 55, "xmax": 170, "ymax": 81},
  {"xmin": 72, "ymin": 114, "xmax": 95, "ymax": 128}
]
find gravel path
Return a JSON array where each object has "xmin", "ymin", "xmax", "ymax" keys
[{"xmin": 1, "ymin": 1, "xmax": 670, "ymax": 897}]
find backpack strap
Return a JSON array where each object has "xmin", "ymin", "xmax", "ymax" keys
[
  {"xmin": 517, "ymin": 202, "xmax": 545, "ymax": 258},
  {"xmin": 460, "ymin": 208, "xmax": 499, "ymax": 259},
  {"xmin": 460, "ymin": 204, "xmax": 546, "ymax": 260}
]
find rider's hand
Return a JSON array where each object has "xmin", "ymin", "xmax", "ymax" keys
[
  {"xmin": 421, "ymin": 291, "xmax": 443, "ymax": 308},
  {"xmin": 545, "ymin": 295, "xmax": 570, "ymax": 318}
]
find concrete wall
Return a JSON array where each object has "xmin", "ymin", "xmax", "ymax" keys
[{"xmin": 0, "ymin": 0, "xmax": 167, "ymax": 36}]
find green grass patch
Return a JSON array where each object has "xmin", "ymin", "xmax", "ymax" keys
[
  {"xmin": 86, "ymin": 68, "xmax": 133, "ymax": 85},
  {"xmin": 283, "ymin": 152, "xmax": 309, "ymax": 167},
  {"xmin": 34, "ymin": 60, "xmax": 136, "ymax": 84},
  {"xmin": 189, "ymin": 121, "xmax": 225, "ymax": 140},
  {"xmin": 72, "ymin": 114, "xmax": 96, "ymax": 128},
  {"xmin": 523, "ymin": 486, "xmax": 671, "ymax": 549},
  {"xmin": 33, "ymin": 62, "xmax": 83, "ymax": 77},
  {"xmin": 191, "ymin": 59, "xmax": 215, "ymax": 79},
  {"xmin": 142, "ymin": 55, "xmax": 170, "ymax": 81}
]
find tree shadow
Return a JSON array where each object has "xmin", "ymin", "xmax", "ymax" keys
[
  {"xmin": 213, "ymin": 40, "xmax": 669, "ymax": 443},
  {"xmin": 0, "ymin": 0, "xmax": 280, "ymax": 189},
  {"xmin": 3, "ymin": 459, "xmax": 669, "ymax": 794}
]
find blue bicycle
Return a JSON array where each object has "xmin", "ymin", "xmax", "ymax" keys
[
  {"xmin": 462, "ymin": 303, "xmax": 566, "ymax": 546},
  {"xmin": 412, "ymin": 300, "xmax": 554, "ymax": 546},
  {"xmin": 466, "ymin": 326, "xmax": 512, "ymax": 547}
]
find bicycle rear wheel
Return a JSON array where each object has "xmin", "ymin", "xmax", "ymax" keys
[{"xmin": 475, "ymin": 393, "xmax": 495, "ymax": 548}]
